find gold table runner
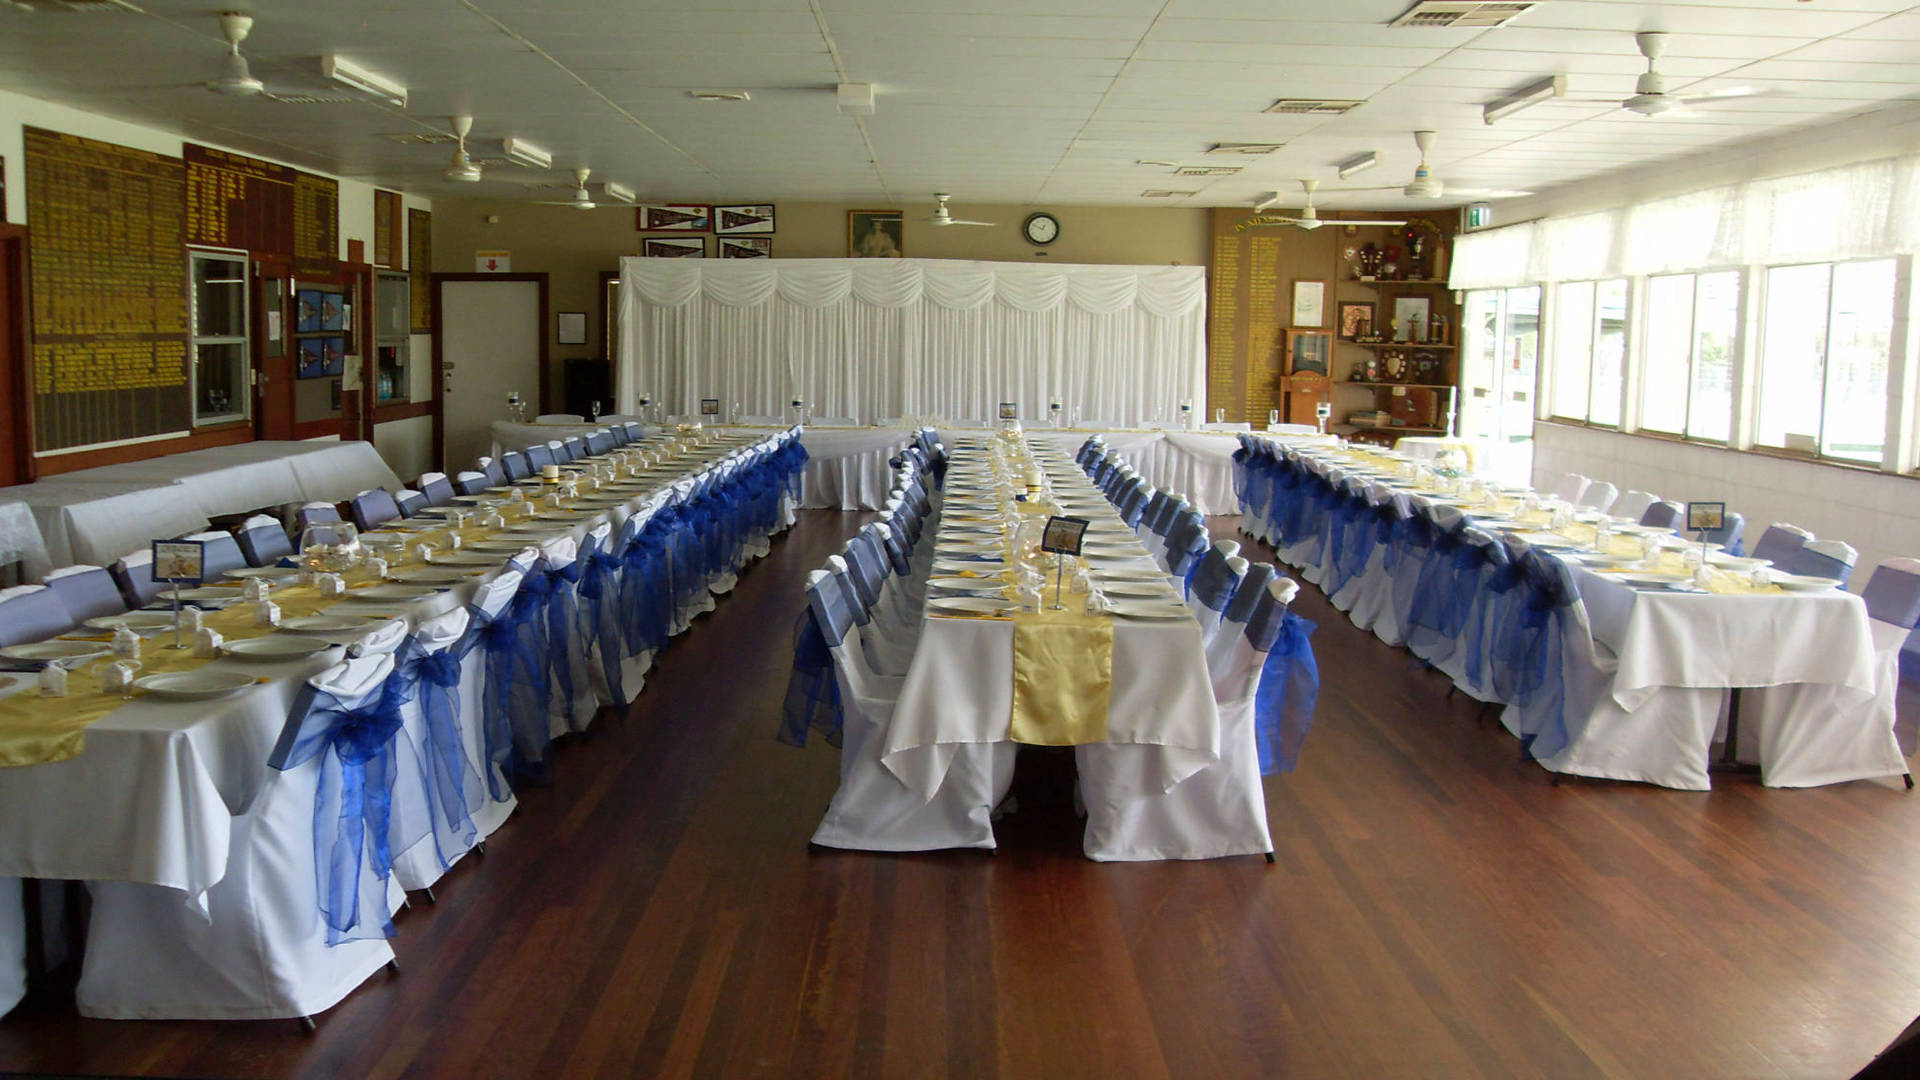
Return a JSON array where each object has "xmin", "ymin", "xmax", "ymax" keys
[{"xmin": 1008, "ymin": 606, "xmax": 1113, "ymax": 746}]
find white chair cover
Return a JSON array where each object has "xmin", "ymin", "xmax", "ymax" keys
[
  {"xmin": 1742, "ymin": 618, "xmax": 1908, "ymax": 787},
  {"xmin": 0, "ymin": 877, "xmax": 22, "ymax": 1018},
  {"xmin": 76, "ymin": 655, "xmax": 405, "ymax": 1020}
]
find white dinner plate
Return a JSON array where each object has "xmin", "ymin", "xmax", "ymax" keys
[
  {"xmin": 1773, "ymin": 573, "xmax": 1845, "ymax": 592},
  {"xmin": 386, "ymin": 567, "xmax": 482, "ymax": 585},
  {"xmin": 1573, "ymin": 553, "xmax": 1638, "ymax": 568},
  {"xmin": 221, "ymin": 635, "xmax": 334, "ymax": 661},
  {"xmin": 927, "ymin": 576, "xmax": 1008, "ymax": 595},
  {"xmin": 134, "ymin": 670, "xmax": 261, "ymax": 700},
  {"xmin": 939, "ymin": 541, "xmax": 1001, "ymax": 554},
  {"xmin": 84, "ymin": 611, "xmax": 178, "ymax": 632},
  {"xmin": 1707, "ymin": 554, "xmax": 1769, "ymax": 571},
  {"xmin": 280, "ymin": 615, "xmax": 378, "ymax": 634},
  {"xmin": 1614, "ymin": 572, "xmax": 1688, "ymax": 587},
  {"xmin": 0, "ymin": 640, "xmax": 112, "ymax": 663},
  {"xmin": 0, "ymin": 673, "xmax": 28, "ymax": 696},
  {"xmin": 1099, "ymin": 580, "xmax": 1174, "ymax": 599},
  {"xmin": 933, "ymin": 559, "xmax": 1004, "ymax": 576},
  {"xmin": 1104, "ymin": 599, "xmax": 1191, "ymax": 620},
  {"xmin": 223, "ymin": 566, "xmax": 299, "ymax": 581},
  {"xmin": 1083, "ymin": 543, "xmax": 1148, "ymax": 557},
  {"xmin": 1092, "ymin": 567, "xmax": 1169, "ymax": 582},
  {"xmin": 463, "ymin": 540, "xmax": 538, "ymax": 554},
  {"xmin": 927, "ymin": 596, "xmax": 1015, "ymax": 617},
  {"xmin": 345, "ymin": 584, "xmax": 441, "ymax": 602}
]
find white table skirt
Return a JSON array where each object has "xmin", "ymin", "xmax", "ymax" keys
[
  {"xmin": 6, "ymin": 479, "xmax": 213, "ymax": 579},
  {"xmin": 0, "ymin": 499, "xmax": 52, "ymax": 580},
  {"xmin": 0, "ymin": 432, "xmax": 789, "ymax": 901}
]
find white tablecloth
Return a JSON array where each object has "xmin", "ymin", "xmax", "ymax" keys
[
  {"xmin": 1575, "ymin": 568, "xmax": 1879, "ymax": 711},
  {"xmin": 796, "ymin": 428, "xmax": 915, "ymax": 511},
  {"xmin": 4, "ymin": 479, "xmax": 212, "ymax": 577},
  {"xmin": 0, "ymin": 499, "xmax": 51, "ymax": 580},
  {"xmin": 57, "ymin": 442, "xmax": 401, "ymax": 518}
]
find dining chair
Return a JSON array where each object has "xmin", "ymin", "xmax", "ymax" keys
[
  {"xmin": 524, "ymin": 443, "xmax": 556, "ymax": 471},
  {"xmin": 348, "ymin": 489, "xmax": 403, "ymax": 532},
  {"xmin": 621, "ymin": 422, "xmax": 646, "ymax": 443},
  {"xmin": 178, "ymin": 530, "xmax": 248, "ymax": 580},
  {"xmin": 1750, "ymin": 523, "xmax": 1813, "ymax": 567},
  {"xmin": 76, "ymin": 654, "xmax": 408, "ymax": 1024},
  {"xmin": 801, "ymin": 570, "xmax": 1012, "ymax": 853},
  {"xmin": 586, "ymin": 431, "xmax": 615, "ymax": 455},
  {"xmin": 1549, "ymin": 473, "xmax": 1590, "ymax": 504},
  {"xmin": 1791, "ymin": 539, "xmax": 1858, "ymax": 585},
  {"xmin": 1699, "ymin": 511, "xmax": 1747, "ymax": 555},
  {"xmin": 453, "ymin": 471, "xmax": 491, "ymax": 497},
  {"xmin": 43, "ymin": 564, "xmax": 128, "ymax": 623},
  {"xmin": 0, "ymin": 585, "xmax": 77, "ymax": 646},
  {"xmin": 416, "ymin": 472, "xmax": 456, "ymax": 506},
  {"xmin": 1578, "ymin": 481, "xmax": 1619, "ymax": 514},
  {"xmin": 393, "ymin": 490, "xmax": 430, "ymax": 518},
  {"xmin": 1613, "ymin": 490, "xmax": 1658, "ymax": 521},
  {"xmin": 1185, "ymin": 544, "xmax": 1245, "ymax": 643},
  {"xmin": 1639, "ymin": 500, "xmax": 1684, "ymax": 532},
  {"xmin": 236, "ymin": 514, "xmax": 294, "ymax": 567},
  {"xmin": 560, "ymin": 437, "xmax": 585, "ymax": 461},
  {"xmin": 293, "ymin": 502, "xmax": 343, "ymax": 534},
  {"xmin": 108, "ymin": 552, "xmax": 168, "ymax": 609}
]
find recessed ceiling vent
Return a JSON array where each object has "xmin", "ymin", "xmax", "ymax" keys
[
  {"xmin": 4, "ymin": 0, "xmax": 142, "ymax": 12},
  {"xmin": 1265, "ymin": 99, "xmax": 1365, "ymax": 116},
  {"xmin": 1389, "ymin": 1, "xmax": 1535, "ymax": 29},
  {"xmin": 1175, "ymin": 165, "xmax": 1243, "ymax": 177}
]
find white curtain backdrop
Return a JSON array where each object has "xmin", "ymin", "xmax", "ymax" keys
[
  {"xmin": 615, "ymin": 258, "xmax": 1207, "ymax": 427},
  {"xmin": 1450, "ymin": 152, "xmax": 1920, "ymax": 289}
]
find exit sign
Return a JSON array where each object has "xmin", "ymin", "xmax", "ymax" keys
[{"xmin": 475, "ymin": 250, "xmax": 511, "ymax": 272}]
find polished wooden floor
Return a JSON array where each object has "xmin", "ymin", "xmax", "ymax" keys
[{"xmin": 4, "ymin": 510, "xmax": 1919, "ymax": 1079}]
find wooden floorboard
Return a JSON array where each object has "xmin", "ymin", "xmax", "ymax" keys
[{"xmin": 3, "ymin": 510, "xmax": 1919, "ymax": 1079}]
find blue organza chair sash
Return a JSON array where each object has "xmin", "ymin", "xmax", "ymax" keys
[
  {"xmin": 580, "ymin": 538, "xmax": 627, "ymax": 704},
  {"xmin": 1247, "ymin": 606, "xmax": 1320, "ymax": 775},
  {"xmin": 390, "ymin": 636, "xmax": 481, "ymax": 863},
  {"xmin": 779, "ymin": 607, "xmax": 844, "ymax": 748},
  {"xmin": 1185, "ymin": 549, "xmax": 1238, "ymax": 613},
  {"xmin": 1495, "ymin": 552, "xmax": 1581, "ymax": 760},
  {"xmin": 1461, "ymin": 541, "xmax": 1517, "ymax": 693},
  {"xmin": 1406, "ymin": 521, "xmax": 1469, "ymax": 637},
  {"xmin": 269, "ymin": 678, "xmax": 426, "ymax": 944},
  {"xmin": 1322, "ymin": 484, "xmax": 1371, "ymax": 595},
  {"xmin": 544, "ymin": 554, "xmax": 584, "ymax": 720},
  {"xmin": 505, "ymin": 569, "xmax": 557, "ymax": 779},
  {"xmin": 619, "ymin": 516, "xmax": 676, "ymax": 658}
]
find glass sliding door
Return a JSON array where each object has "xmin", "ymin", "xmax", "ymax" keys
[{"xmin": 1460, "ymin": 286, "xmax": 1540, "ymax": 443}]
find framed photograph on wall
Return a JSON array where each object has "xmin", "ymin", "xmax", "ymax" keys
[
  {"xmin": 1291, "ymin": 279, "xmax": 1327, "ymax": 328},
  {"xmin": 642, "ymin": 237, "xmax": 706, "ymax": 258},
  {"xmin": 849, "ymin": 209, "xmax": 904, "ymax": 258},
  {"xmin": 713, "ymin": 204, "xmax": 775, "ymax": 235},
  {"xmin": 1338, "ymin": 300, "xmax": 1375, "ymax": 341},
  {"xmin": 718, "ymin": 237, "xmax": 771, "ymax": 259},
  {"xmin": 1286, "ymin": 329, "xmax": 1332, "ymax": 377},
  {"xmin": 637, "ymin": 204, "xmax": 711, "ymax": 231},
  {"xmin": 556, "ymin": 311, "xmax": 587, "ymax": 344}
]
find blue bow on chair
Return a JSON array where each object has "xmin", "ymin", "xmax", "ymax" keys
[
  {"xmin": 620, "ymin": 515, "xmax": 675, "ymax": 658},
  {"xmin": 579, "ymin": 537, "xmax": 627, "ymax": 706},
  {"xmin": 270, "ymin": 676, "xmax": 428, "ymax": 945},
  {"xmin": 778, "ymin": 607, "xmax": 843, "ymax": 748},
  {"xmin": 1252, "ymin": 611, "xmax": 1320, "ymax": 775},
  {"xmin": 390, "ymin": 636, "xmax": 481, "ymax": 865},
  {"xmin": 505, "ymin": 570, "xmax": 557, "ymax": 782},
  {"xmin": 544, "ymin": 554, "xmax": 583, "ymax": 724}
]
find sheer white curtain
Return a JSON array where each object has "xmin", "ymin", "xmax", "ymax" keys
[
  {"xmin": 615, "ymin": 258, "xmax": 1206, "ymax": 426},
  {"xmin": 1451, "ymin": 152, "xmax": 1920, "ymax": 289}
]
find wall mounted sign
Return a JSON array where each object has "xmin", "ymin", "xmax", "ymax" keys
[{"xmin": 475, "ymin": 250, "xmax": 511, "ymax": 272}]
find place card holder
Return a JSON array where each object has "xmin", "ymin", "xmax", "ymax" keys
[
  {"xmin": 37, "ymin": 666, "xmax": 68, "ymax": 698},
  {"xmin": 253, "ymin": 601, "xmax": 281, "ymax": 629},
  {"xmin": 193, "ymin": 629, "xmax": 224, "ymax": 659}
]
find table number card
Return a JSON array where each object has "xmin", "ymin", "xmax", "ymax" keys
[
  {"xmin": 998, "ymin": 402, "xmax": 1019, "ymax": 421},
  {"xmin": 1040, "ymin": 516, "xmax": 1089, "ymax": 556},
  {"xmin": 699, "ymin": 398, "xmax": 720, "ymax": 416},
  {"xmin": 1685, "ymin": 501, "xmax": 1726, "ymax": 533},
  {"xmin": 151, "ymin": 539, "xmax": 206, "ymax": 585}
]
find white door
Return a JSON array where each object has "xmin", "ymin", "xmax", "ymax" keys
[{"xmin": 440, "ymin": 279, "xmax": 540, "ymax": 468}]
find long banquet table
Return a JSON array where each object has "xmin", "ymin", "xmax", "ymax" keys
[
  {"xmin": 1241, "ymin": 440, "xmax": 1893, "ymax": 789},
  {"xmin": 881, "ymin": 437, "xmax": 1223, "ymax": 801},
  {"xmin": 0, "ymin": 429, "xmax": 794, "ymax": 908}
]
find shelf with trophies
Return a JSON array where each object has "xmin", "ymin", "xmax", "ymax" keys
[{"xmin": 1329, "ymin": 217, "xmax": 1460, "ymax": 448}]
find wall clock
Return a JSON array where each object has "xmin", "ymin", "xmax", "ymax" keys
[{"xmin": 1023, "ymin": 212, "xmax": 1060, "ymax": 246}]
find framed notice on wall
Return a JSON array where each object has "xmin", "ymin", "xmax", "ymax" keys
[
  {"xmin": 408, "ymin": 208, "xmax": 432, "ymax": 331},
  {"xmin": 373, "ymin": 189, "xmax": 400, "ymax": 268}
]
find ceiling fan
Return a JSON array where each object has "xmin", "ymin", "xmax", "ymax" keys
[
  {"xmin": 1579, "ymin": 31, "xmax": 1765, "ymax": 117},
  {"xmin": 1345, "ymin": 131, "xmax": 1533, "ymax": 201},
  {"xmin": 533, "ymin": 167, "xmax": 599, "ymax": 210},
  {"xmin": 1237, "ymin": 180, "xmax": 1407, "ymax": 232},
  {"xmin": 927, "ymin": 193, "xmax": 995, "ymax": 227},
  {"xmin": 442, "ymin": 116, "xmax": 483, "ymax": 182}
]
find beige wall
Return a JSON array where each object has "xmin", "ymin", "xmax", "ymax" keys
[{"xmin": 430, "ymin": 199, "xmax": 1211, "ymax": 403}]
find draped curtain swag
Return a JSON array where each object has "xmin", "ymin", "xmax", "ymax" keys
[
  {"xmin": 1449, "ymin": 152, "xmax": 1920, "ymax": 290},
  {"xmin": 616, "ymin": 258, "xmax": 1207, "ymax": 428}
]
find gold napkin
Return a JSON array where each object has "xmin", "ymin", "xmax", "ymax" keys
[
  {"xmin": 0, "ymin": 580, "xmax": 340, "ymax": 768},
  {"xmin": 1008, "ymin": 607, "xmax": 1113, "ymax": 746}
]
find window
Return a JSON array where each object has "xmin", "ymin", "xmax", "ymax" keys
[
  {"xmin": 1756, "ymin": 259, "xmax": 1893, "ymax": 464},
  {"xmin": 1547, "ymin": 278, "xmax": 1628, "ymax": 426},
  {"xmin": 375, "ymin": 271, "xmax": 409, "ymax": 405},
  {"xmin": 189, "ymin": 250, "xmax": 249, "ymax": 425},
  {"xmin": 1639, "ymin": 271, "xmax": 1740, "ymax": 440}
]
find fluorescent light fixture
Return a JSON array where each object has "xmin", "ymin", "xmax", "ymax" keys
[
  {"xmin": 1337, "ymin": 151, "xmax": 1379, "ymax": 179},
  {"xmin": 688, "ymin": 89, "xmax": 751, "ymax": 103},
  {"xmin": 1482, "ymin": 74, "xmax": 1565, "ymax": 125},
  {"xmin": 500, "ymin": 137, "xmax": 551, "ymax": 170},
  {"xmin": 601, "ymin": 181, "xmax": 636, "ymax": 204},
  {"xmin": 321, "ymin": 54, "xmax": 407, "ymax": 108}
]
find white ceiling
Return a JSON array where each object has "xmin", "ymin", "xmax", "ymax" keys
[{"xmin": 2, "ymin": 0, "xmax": 1919, "ymax": 210}]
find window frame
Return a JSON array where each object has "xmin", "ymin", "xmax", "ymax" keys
[
  {"xmin": 187, "ymin": 247, "xmax": 251, "ymax": 428},
  {"xmin": 1753, "ymin": 256, "xmax": 1898, "ymax": 466}
]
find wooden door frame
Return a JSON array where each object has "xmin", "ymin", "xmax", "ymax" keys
[
  {"xmin": 252, "ymin": 254, "xmax": 294, "ymax": 442},
  {"xmin": 0, "ymin": 224, "xmax": 33, "ymax": 485},
  {"xmin": 431, "ymin": 272, "xmax": 548, "ymax": 473}
]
